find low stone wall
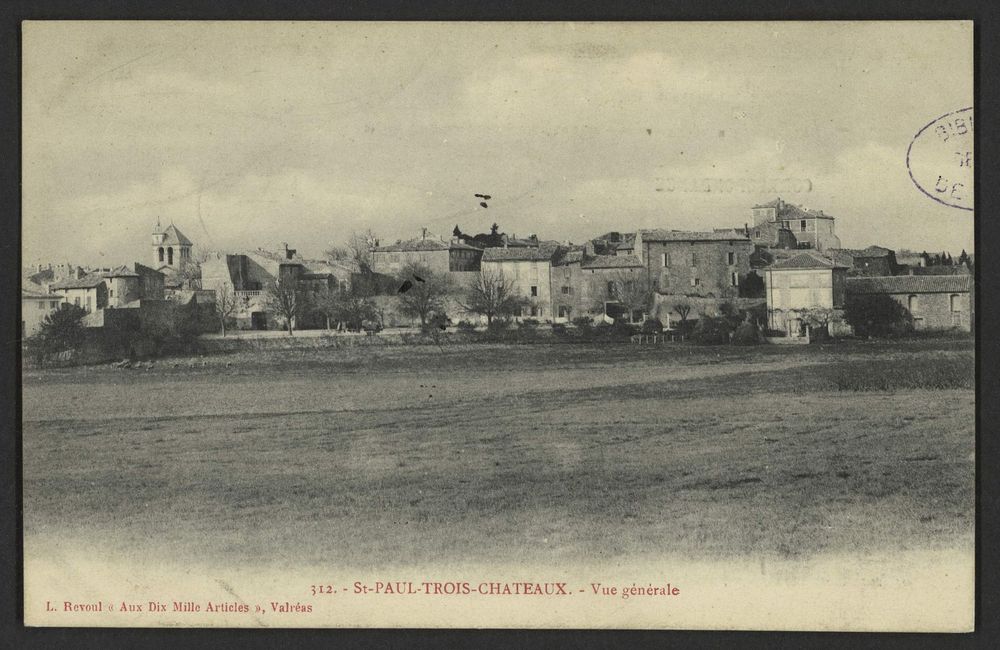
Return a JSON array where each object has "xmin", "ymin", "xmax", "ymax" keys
[{"xmin": 197, "ymin": 330, "xmax": 484, "ymax": 353}]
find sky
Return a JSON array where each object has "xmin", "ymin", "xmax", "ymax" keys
[{"xmin": 22, "ymin": 21, "xmax": 974, "ymax": 268}]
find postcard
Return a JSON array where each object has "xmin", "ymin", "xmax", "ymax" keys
[{"xmin": 21, "ymin": 20, "xmax": 974, "ymax": 630}]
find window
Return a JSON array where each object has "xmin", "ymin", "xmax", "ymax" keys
[
  {"xmin": 50, "ymin": 301, "xmax": 58, "ymax": 309},
  {"xmin": 530, "ymin": 285, "xmax": 538, "ymax": 297},
  {"xmin": 167, "ymin": 247, "xmax": 174, "ymax": 265},
  {"xmin": 86, "ymin": 297, "xmax": 92, "ymax": 312},
  {"xmin": 908, "ymin": 295, "xmax": 919, "ymax": 313},
  {"xmin": 661, "ymin": 252, "xmax": 670, "ymax": 266},
  {"xmin": 561, "ymin": 286, "xmax": 572, "ymax": 295},
  {"xmin": 558, "ymin": 305, "xmax": 571, "ymax": 318},
  {"xmin": 109, "ymin": 289, "xmax": 114, "ymax": 298},
  {"xmin": 800, "ymin": 220, "xmax": 807, "ymax": 232},
  {"xmin": 950, "ymin": 294, "xmax": 962, "ymax": 312},
  {"xmin": 158, "ymin": 247, "xmax": 164, "ymax": 262},
  {"xmin": 530, "ymin": 306, "xmax": 538, "ymax": 317},
  {"xmin": 37, "ymin": 301, "xmax": 44, "ymax": 310},
  {"xmin": 727, "ymin": 251, "xmax": 736, "ymax": 265},
  {"xmin": 74, "ymin": 297, "xmax": 80, "ymax": 307},
  {"xmin": 731, "ymin": 272, "xmax": 738, "ymax": 287},
  {"xmin": 690, "ymin": 252, "xmax": 698, "ymax": 266},
  {"xmin": 607, "ymin": 281, "xmax": 615, "ymax": 294},
  {"xmin": 754, "ymin": 230, "xmax": 760, "ymax": 238},
  {"xmin": 690, "ymin": 277, "xmax": 699, "ymax": 287}
]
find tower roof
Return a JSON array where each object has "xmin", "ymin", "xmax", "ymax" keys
[{"xmin": 159, "ymin": 224, "xmax": 193, "ymax": 246}]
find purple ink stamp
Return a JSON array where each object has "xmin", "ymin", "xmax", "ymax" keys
[{"xmin": 906, "ymin": 107, "xmax": 973, "ymax": 211}]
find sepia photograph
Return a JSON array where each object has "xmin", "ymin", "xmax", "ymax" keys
[{"xmin": 20, "ymin": 21, "xmax": 974, "ymax": 630}]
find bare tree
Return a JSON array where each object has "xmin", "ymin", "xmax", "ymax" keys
[
  {"xmin": 396, "ymin": 262, "xmax": 453, "ymax": 326},
  {"xmin": 214, "ymin": 281, "xmax": 239, "ymax": 337},
  {"xmin": 458, "ymin": 268, "xmax": 527, "ymax": 325},
  {"xmin": 304, "ymin": 284, "xmax": 339, "ymax": 331},
  {"xmin": 608, "ymin": 271, "xmax": 654, "ymax": 321},
  {"xmin": 264, "ymin": 276, "xmax": 301, "ymax": 335},
  {"xmin": 670, "ymin": 299, "xmax": 693, "ymax": 325}
]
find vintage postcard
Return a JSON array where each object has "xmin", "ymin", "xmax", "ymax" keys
[{"xmin": 21, "ymin": 21, "xmax": 974, "ymax": 630}]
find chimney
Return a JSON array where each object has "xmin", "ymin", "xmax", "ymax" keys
[
  {"xmin": 776, "ymin": 197, "xmax": 784, "ymax": 210},
  {"xmin": 421, "ymin": 228, "xmax": 427, "ymax": 240},
  {"xmin": 744, "ymin": 222, "xmax": 749, "ymax": 236}
]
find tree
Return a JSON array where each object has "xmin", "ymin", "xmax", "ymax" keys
[
  {"xmin": 336, "ymin": 294, "xmax": 379, "ymax": 331},
  {"xmin": 213, "ymin": 282, "xmax": 238, "ymax": 337},
  {"xmin": 29, "ymin": 305, "xmax": 87, "ymax": 364},
  {"xmin": 608, "ymin": 271, "xmax": 653, "ymax": 322},
  {"xmin": 310, "ymin": 285, "xmax": 341, "ymax": 330},
  {"xmin": 396, "ymin": 263, "xmax": 453, "ymax": 326},
  {"xmin": 958, "ymin": 249, "xmax": 970, "ymax": 267},
  {"xmin": 800, "ymin": 307, "xmax": 835, "ymax": 339},
  {"xmin": 264, "ymin": 276, "xmax": 301, "ymax": 335},
  {"xmin": 458, "ymin": 268, "xmax": 528, "ymax": 325},
  {"xmin": 844, "ymin": 294, "xmax": 912, "ymax": 338},
  {"xmin": 669, "ymin": 299, "xmax": 693, "ymax": 325},
  {"xmin": 739, "ymin": 271, "xmax": 765, "ymax": 298}
]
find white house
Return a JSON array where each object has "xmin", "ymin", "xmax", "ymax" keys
[
  {"xmin": 764, "ymin": 251, "xmax": 848, "ymax": 337},
  {"xmin": 21, "ymin": 287, "xmax": 64, "ymax": 338}
]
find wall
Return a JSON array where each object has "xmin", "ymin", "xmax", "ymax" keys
[
  {"xmin": 886, "ymin": 291, "xmax": 972, "ymax": 331},
  {"xmin": 56, "ymin": 285, "xmax": 108, "ymax": 313},
  {"xmin": 21, "ymin": 297, "xmax": 62, "ymax": 337},
  {"xmin": 135, "ymin": 263, "xmax": 165, "ymax": 300},
  {"xmin": 641, "ymin": 239, "xmax": 752, "ymax": 299},
  {"xmin": 372, "ymin": 249, "xmax": 451, "ymax": 275},
  {"xmin": 551, "ymin": 263, "xmax": 647, "ymax": 322},
  {"xmin": 481, "ymin": 259, "xmax": 552, "ymax": 320}
]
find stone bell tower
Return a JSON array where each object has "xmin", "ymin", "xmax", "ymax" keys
[{"xmin": 152, "ymin": 218, "xmax": 193, "ymax": 270}]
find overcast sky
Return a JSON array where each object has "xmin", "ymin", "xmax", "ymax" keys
[{"xmin": 23, "ymin": 21, "xmax": 973, "ymax": 267}]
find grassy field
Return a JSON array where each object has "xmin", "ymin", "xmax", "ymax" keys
[{"xmin": 22, "ymin": 337, "xmax": 974, "ymax": 569}]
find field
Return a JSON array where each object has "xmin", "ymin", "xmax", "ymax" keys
[{"xmin": 22, "ymin": 337, "xmax": 975, "ymax": 570}]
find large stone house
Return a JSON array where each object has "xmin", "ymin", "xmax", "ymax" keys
[
  {"xmin": 751, "ymin": 197, "xmax": 841, "ymax": 251},
  {"xmin": 550, "ymin": 249, "xmax": 646, "ymax": 323},
  {"xmin": 372, "ymin": 231, "xmax": 483, "ymax": 276},
  {"xmin": 626, "ymin": 229, "xmax": 754, "ymax": 299},
  {"xmin": 480, "ymin": 243, "xmax": 562, "ymax": 320},
  {"xmin": 764, "ymin": 251, "xmax": 848, "ymax": 337},
  {"xmin": 845, "ymin": 274, "xmax": 973, "ymax": 332}
]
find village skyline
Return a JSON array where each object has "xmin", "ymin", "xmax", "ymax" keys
[{"xmin": 22, "ymin": 22, "xmax": 973, "ymax": 265}]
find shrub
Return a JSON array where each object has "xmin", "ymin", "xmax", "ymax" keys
[
  {"xmin": 641, "ymin": 318, "xmax": 664, "ymax": 335},
  {"xmin": 455, "ymin": 320, "xmax": 477, "ymax": 332},
  {"xmin": 732, "ymin": 322, "xmax": 763, "ymax": 345},
  {"xmin": 551, "ymin": 323, "xmax": 568, "ymax": 336},
  {"xmin": 844, "ymin": 294, "xmax": 913, "ymax": 338},
  {"xmin": 518, "ymin": 319, "xmax": 540, "ymax": 329},
  {"xmin": 691, "ymin": 316, "xmax": 734, "ymax": 345}
]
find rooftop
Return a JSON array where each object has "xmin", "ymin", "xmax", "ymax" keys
[
  {"xmin": 752, "ymin": 198, "xmax": 835, "ymax": 221},
  {"xmin": 846, "ymin": 275, "xmax": 972, "ymax": 294},
  {"xmin": 375, "ymin": 237, "xmax": 480, "ymax": 253},
  {"xmin": 769, "ymin": 251, "xmax": 845, "ymax": 270},
  {"xmin": 639, "ymin": 229, "xmax": 750, "ymax": 242},
  {"xmin": 157, "ymin": 223, "xmax": 193, "ymax": 246},
  {"xmin": 50, "ymin": 274, "xmax": 107, "ymax": 290},
  {"xmin": 482, "ymin": 243, "xmax": 561, "ymax": 262},
  {"xmin": 580, "ymin": 255, "xmax": 644, "ymax": 269}
]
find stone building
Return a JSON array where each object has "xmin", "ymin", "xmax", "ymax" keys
[
  {"xmin": 764, "ymin": 251, "xmax": 848, "ymax": 337},
  {"xmin": 550, "ymin": 249, "xmax": 646, "ymax": 323},
  {"xmin": 845, "ymin": 274, "xmax": 973, "ymax": 332},
  {"xmin": 372, "ymin": 230, "xmax": 483, "ymax": 276},
  {"xmin": 751, "ymin": 197, "xmax": 841, "ymax": 251},
  {"xmin": 152, "ymin": 221, "xmax": 194, "ymax": 271},
  {"xmin": 21, "ymin": 286, "xmax": 64, "ymax": 337},
  {"xmin": 829, "ymin": 246, "xmax": 900, "ymax": 276},
  {"xmin": 631, "ymin": 229, "xmax": 754, "ymax": 299},
  {"xmin": 480, "ymin": 243, "xmax": 562, "ymax": 320}
]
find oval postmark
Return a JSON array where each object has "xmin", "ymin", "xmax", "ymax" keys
[{"xmin": 906, "ymin": 107, "xmax": 973, "ymax": 211}]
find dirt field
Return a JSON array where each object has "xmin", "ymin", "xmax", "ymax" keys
[{"xmin": 22, "ymin": 337, "xmax": 975, "ymax": 569}]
